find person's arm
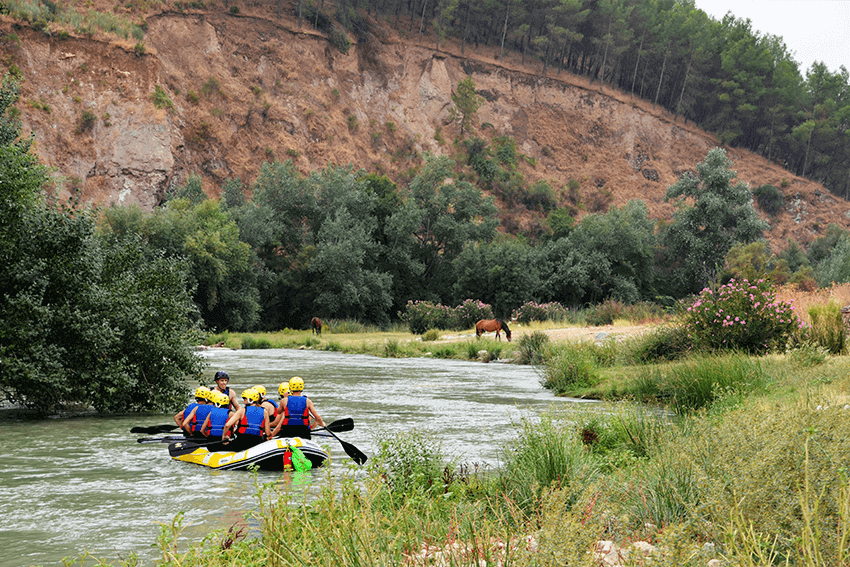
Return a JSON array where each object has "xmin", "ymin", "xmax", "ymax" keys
[
  {"xmin": 229, "ymin": 391, "xmax": 242, "ymax": 411},
  {"xmin": 262, "ymin": 412, "xmax": 272, "ymax": 438},
  {"xmin": 223, "ymin": 408, "xmax": 243, "ymax": 438},
  {"xmin": 200, "ymin": 414, "xmax": 212, "ymax": 436},
  {"xmin": 307, "ymin": 398, "xmax": 325, "ymax": 427},
  {"xmin": 181, "ymin": 406, "xmax": 198, "ymax": 434},
  {"xmin": 173, "ymin": 409, "xmax": 185, "ymax": 427}
]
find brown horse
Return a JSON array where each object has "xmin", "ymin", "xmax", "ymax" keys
[
  {"xmin": 475, "ymin": 318, "xmax": 511, "ymax": 342},
  {"xmin": 311, "ymin": 317, "xmax": 322, "ymax": 335}
]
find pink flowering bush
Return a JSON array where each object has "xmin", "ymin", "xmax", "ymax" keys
[
  {"xmin": 683, "ymin": 279, "xmax": 804, "ymax": 354},
  {"xmin": 511, "ymin": 301, "xmax": 569, "ymax": 324},
  {"xmin": 453, "ymin": 299, "xmax": 494, "ymax": 329},
  {"xmin": 399, "ymin": 301, "xmax": 454, "ymax": 334},
  {"xmin": 399, "ymin": 299, "xmax": 493, "ymax": 334}
]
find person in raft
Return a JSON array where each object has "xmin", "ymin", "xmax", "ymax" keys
[
  {"xmin": 181, "ymin": 387, "xmax": 216, "ymax": 439},
  {"xmin": 222, "ymin": 388, "xmax": 272, "ymax": 451},
  {"xmin": 210, "ymin": 370, "xmax": 241, "ymax": 412},
  {"xmin": 271, "ymin": 376, "xmax": 325, "ymax": 438},
  {"xmin": 269, "ymin": 381, "xmax": 290, "ymax": 435},
  {"xmin": 196, "ymin": 391, "xmax": 234, "ymax": 451},
  {"xmin": 173, "ymin": 386, "xmax": 210, "ymax": 430},
  {"xmin": 253, "ymin": 385, "xmax": 279, "ymax": 424}
]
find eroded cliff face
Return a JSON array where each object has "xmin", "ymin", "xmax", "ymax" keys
[{"xmin": 3, "ymin": 9, "xmax": 847, "ymax": 249}]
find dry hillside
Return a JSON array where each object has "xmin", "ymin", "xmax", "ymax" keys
[{"xmin": 2, "ymin": 2, "xmax": 848, "ymax": 251}]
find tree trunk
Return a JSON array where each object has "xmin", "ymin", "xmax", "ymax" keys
[
  {"xmin": 630, "ymin": 30, "xmax": 645, "ymax": 96},
  {"xmin": 653, "ymin": 44, "xmax": 669, "ymax": 109},
  {"xmin": 462, "ymin": 1, "xmax": 470, "ymax": 55},
  {"xmin": 435, "ymin": 7, "xmax": 443, "ymax": 50},
  {"xmin": 499, "ymin": 0, "xmax": 511, "ymax": 62},
  {"xmin": 801, "ymin": 128, "xmax": 813, "ymax": 177},
  {"xmin": 418, "ymin": 0, "xmax": 429, "ymax": 44},
  {"xmin": 674, "ymin": 52, "xmax": 692, "ymax": 119},
  {"xmin": 599, "ymin": 21, "xmax": 612, "ymax": 91}
]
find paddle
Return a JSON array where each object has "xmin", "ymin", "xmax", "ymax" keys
[
  {"xmin": 168, "ymin": 438, "xmax": 232, "ymax": 457},
  {"xmin": 130, "ymin": 424, "xmax": 180, "ymax": 435},
  {"xmin": 323, "ymin": 428, "xmax": 368, "ymax": 465},
  {"xmin": 137, "ymin": 435, "xmax": 191, "ymax": 444},
  {"xmin": 312, "ymin": 417, "xmax": 354, "ymax": 434}
]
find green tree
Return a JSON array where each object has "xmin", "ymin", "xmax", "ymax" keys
[
  {"xmin": 309, "ymin": 208, "xmax": 393, "ymax": 325},
  {"xmin": 661, "ymin": 148, "xmax": 769, "ymax": 295},
  {"xmin": 0, "ymin": 75, "xmax": 204, "ymax": 413},
  {"xmin": 100, "ymin": 200, "xmax": 260, "ymax": 332},
  {"xmin": 815, "ymin": 235, "xmax": 850, "ymax": 287},
  {"xmin": 543, "ymin": 200, "xmax": 657, "ymax": 305},
  {"xmin": 400, "ymin": 154, "xmax": 499, "ymax": 301},
  {"xmin": 452, "ymin": 239, "xmax": 542, "ymax": 316},
  {"xmin": 449, "ymin": 76, "xmax": 483, "ymax": 137}
]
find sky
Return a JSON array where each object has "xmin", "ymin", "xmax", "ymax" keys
[{"xmin": 695, "ymin": 0, "xmax": 849, "ymax": 76}]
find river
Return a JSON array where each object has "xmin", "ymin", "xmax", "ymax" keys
[{"xmin": 1, "ymin": 348, "xmax": 595, "ymax": 567}]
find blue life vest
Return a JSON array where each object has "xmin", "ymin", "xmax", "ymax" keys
[
  {"xmin": 238, "ymin": 405, "xmax": 265, "ymax": 436},
  {"xmin": 284, "ymin": 396, "xmax": 310, "ymax": 426},
  {"xmin": 208, "ymin": 407, "xmax": 229, "ymax": 437},
  {"xmin": 183, "ymin": 402, "xmax": 198, "ymax": 419},
  {"xmin": 192, "ymin": 405, "xmax": 214, "ymax": 432}
]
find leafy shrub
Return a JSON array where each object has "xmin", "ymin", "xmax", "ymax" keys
[
  {"xmin": 399, "ymin": 299, "xmax": 492, "ymax": 334},
  {"xmin": 683, "ymin": 279, "xmax": 804, "ymax": 354},
  {"xmin": 541, "ymin": 344, "xmax": 600, "ymax": 393},
  {"xmin": 585, "ymin": 298, "xmax": 625, "ymax": 326},
  {"xmin": 452, "ymin": 299, "xmax": 493, "ymax": 329},
  {"xmin": 240, "ymin": 335, "xmax": 272, "ymax": 349},
  {"xmin": 515, "ymin": 330, "xmax": 549, "ymax": 364},
  {"xmin": 511, "ymin": 301, "xmax": 569, "ymax": 324},
  {"xmin": 522, "ymin": 180, "xmax": 558, "ymax": 212},
  {"xmin": 807, "ymin": 301, "xmax": 846, "ymax": 354},
  {"xmin": 499, "ymin": 412, "xmax": 601, "ymax": 512},
  {"xmin": 370, "ymin": 431, "xmax": 450, "ymax": 498},
  {"xmin": 786, "ymin": 341, "xmax": 829, "ymax": 367},
  {"xmin": 151, "ymin": 85, "xmax": 173, "ymax": 111},
  {"xmin": 620, "ymin": 301, "xmax": 667, "ymax": 324},
  {"xmin": 400, "ymin": 301, "xmax": 449, "ymax": 334},
  {"xmin": 330, "ymin": 27, "xmax": 350, "ymax": 54},
  {"xmin": 76, "ymin": 109, "xmax": 96, "ymax": 133},
  {"xmin": 324, "ymin": 318, "xmax": 366, "ymax": 334},
  {"xmin": 421, "ymin": 328, "xmax": 440, "ymax": 341},
  {"xmin": 634, "ymin": 352, "xmax": 768, "ymax": 414},
  {"xmin": 622, "ymin": 324, "xmax": 693, "ymax": 363},
  {"xmin": 754, "ymin": 183, "xmax": 784, "ymax": 216}
]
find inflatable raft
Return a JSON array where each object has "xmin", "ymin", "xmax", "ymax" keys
[{"xmin": 169, "ymin": 436, "xmax": 330, "ymax": 471}]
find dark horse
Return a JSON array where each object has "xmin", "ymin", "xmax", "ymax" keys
[
  {"xmin": 311, "ymin": 317, "xmax": 322, "ymax": 335},
  {"xmin": 475, "ymin": 319, "xmax": 512, "ymax": 342}
]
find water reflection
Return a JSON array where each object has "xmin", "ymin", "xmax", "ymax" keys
[{"xmin": 0, "ymin": 349, "xmax": 590, "ymax": 567}]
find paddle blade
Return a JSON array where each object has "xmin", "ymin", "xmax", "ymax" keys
[
  {"xmin": 168, "ymin": 441, "xmax": 207, "ymax": 457},
  {"xmin": 340, "ymin": 440, "xmax": 368, "ymax": 465},
  {"xmin": 130, "ymin": 424, "xmax": 179, "ymax": 434},
  {"xmin": 325, "ymin": 417, "xmax": 354, "ymax": 433}
]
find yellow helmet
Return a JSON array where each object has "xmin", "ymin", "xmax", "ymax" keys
[
  {"xmin": 278, "ymin": 382, "xmax": 290, "ymax": 396},
  {"xmin": 195, "ymin": 386, "xmax": 211, "ymax": 400},
  {"xmin": 253, "ymin": 385, "xmax": 267, "ymax": 398},
  {"xmin": 289, "ymin": 376, "xmax": 304, "ymax": 392},
  {"xmin": 241, "ymin": 388, "xmax": 260, "ymax": 404},
  {"xmin": 212, "ymin": 391, "xmax": 229, "ymax": 407}
]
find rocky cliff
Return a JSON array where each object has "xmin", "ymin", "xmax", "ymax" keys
[{"xmin": 3, "ymin": 6, "xmax": 847, "ymax": 250}]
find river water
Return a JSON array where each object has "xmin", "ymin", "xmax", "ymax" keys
[{"xmin": 1, "ymin": 348, "xmax": 595, "ymax": 567}]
